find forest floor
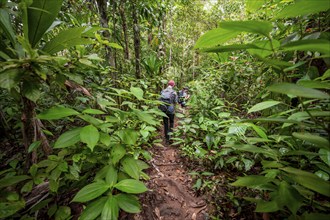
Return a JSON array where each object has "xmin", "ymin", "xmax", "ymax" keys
[{"xmin": 123, "ymin": 114, "xmax": 208, "ymax": 220}]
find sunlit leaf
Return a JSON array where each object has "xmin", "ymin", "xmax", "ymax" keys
[
  {"xmin": 275, "ymin": 0, "xmax": 330, "ymax": 19},
  {"xmin": 121, "ymin": 157, "xmax": 140, "ymax": 180},
  {"xmin": 114, "ymin": 179, "xmax": 148, "ymax": 194},
  {"xmin": 117, "ymin": 129, "xmax": 138, "ymax": 145},
  {"xmin": 105, "ymin": 165, "xmax": 118, "ymax": 187},
  {"xmin": 111, "ymin": 144, "xmax": 126, "ymax": 165},
  {"xmin": 319, "ymin": 149, "xmax": 330, "ymax": 166},
  {"xmin": 220, "ymin": 20, "xmax": 273, "ymax": 37},
  {"xmin": 37, "ymin": 106, "xmax": 80, "ymax": 120},
  {"xmin": 248, "ymin": 100, "xmax": 282, "ymax": 113},
  {"xmin": 297, "ymin": 80, "xmax": 330, "ymax": 89},
  {"xmin": 282, "ymin": 39, "xmax": 330, "ymax": 55},
  {"xmin": 268, "ymin": 83, "xmax": 329, "ymax": 99},
  {"xmin": 80, "ymin": 125, "xmax": 99, "ymax": 151},
  {"xmin": 194, "ymin": 28, "xmax": 239, "ymax": 49},
  {"xmin": 200, "ymin": 43, "xmax": 259, "ymax": 53},
  {"xmin": 72, "ymin": 182, "xmax": 109, "ymax": 202},
  {"xmin": 130, "ymin": 87, "xmax": 144, "ymax": 100},
  {"xmin": 245, "ymin": 0, "xmax": 266, "ymax": 13},
  {"xmin": 82, "ymin": 109, "xmax": 105, "ymax": 115}
]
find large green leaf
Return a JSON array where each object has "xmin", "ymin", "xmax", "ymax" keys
[
  {"xmin": 133, "ymin": 110, "xmax": 157, "ymax": 125},
  {"xmin": 116, "ymin": 194, "xmax": 141, "ymax": 213},
  {"xmin": 231, "ymin": 175, "xmax": 275, "ymax": 190},
  {"xmin": 245, "ymin": 0, "xmax": 266, "ymax": 13},
  {"xmin": 0, "ymin": 201, "xmax": 25, "ymax": 219},
  {"xmin": 276, "ymin": 181, "xmax": 304, "ymax": 214},
  {"xmin": 27, "ymin": 0, "xmax": 64, "ymax": 47},
  {"xmin": 22, "ymin": 80, "xmax": 41, "ymax": 102},
  {"xmin": 42, "ymin": 27, "xmax": 93, "ymax": 54},
  {"xmin": 121, "ymin": 157, "xmax": 140, "ymax": 180},
  {"xmin": 79, "ymin": 197, "xmax": 107, "ymax": 220},
  {"xmin": 248, "ymin": 40, "xmax": 280, "ymax": 58},
  {"xmin": 0, "ymin": 69, "xmax": 22, "ymax": 90},
  {"xmin": 228, "ymin": 144, "xmax": 278, "ymax": 159},
  {"xmin": 130, "ymin": 87, "xmax": 144, "ymax": 100},
  {"xmin": 37, "ymin": 106, "xmax": 80, "ymax": 120},
  {"xmin": 319, "ymin": 149, "xmax": 330, "ymax": 166},
  {"xmin": 283, "ymin": 111, "xmax": 330, "ymax": 128},
  {"xmin": 101, "ymin": 196, "xmax": 119, "ymax": 220},
  {"xmin": 72, "ymin": 182, "xmax": 109, "ymax": 202},
  {"xmin": 111, "ymin": 144, "xmax": 126, "ymax": 165},
  {"xmin": 82, "ymin": 108, "xmax": 105, "ymax": 115},
  {"xmin": 105, "ymin": 165, "xmax": 118, "ymax": 187},
  {"xmin": 268, "ymin": 83, "xmax": 330, "ymax": 99},
  {"xmin": 54, "ymin": 127, "xmax": 82, "ymax": 149},
  {"xmin": 220, "ymin": 20, "xmax": 273, "ymax": 37},
  {"xmin": 114, "ymin": 179, "xmax": 148, "ymax": 194},
  {"xmin": 0, "ymin": 8, "xmax": 16, "ymax": 46},
  {"xmin": 293, "ymin": 132, "xmax": 330, "ymax": 150},
  {"xmin": 297, "ymin": 80, "xmax": 330, "ymax": 89},
  {"xmin": 0, "ymin": 175, "xmax": 30, "ymax": 189},
  {"xmin": 248, "ymin": 100, "xmax": 282, "ymax": 113},
  {"xmin": 282, "ymin": 39, "xmax": 330, "ymax": 55},
  {"xmin": 117, "ymin": 129, "xmax": 138, "ymax": 145},
  {"xmin": 281, "ymin": 167, "xmax": 330, "ymax": 197},
  {"xmin": 275, "ymin": 0, "xmax": 330, "ymax": 19},
  {"xmin": 200, "ymin": 43, "xmax": 260, "ymax": 53},
  {"xmin": 80, "ymin": 125, "xmax": 99, "ymax": 151},
  {"xmin": 194, "ymin": 28, "xmax": 240, "ymax": 49}
]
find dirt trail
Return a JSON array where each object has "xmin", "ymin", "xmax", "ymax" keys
[{"xmin": 128, "ymin": 117, "xmax": 208, "ymax": 220}]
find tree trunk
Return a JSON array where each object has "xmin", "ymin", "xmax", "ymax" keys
[
  {"xmin": 111, "ymin": 0, "xmax": 118, "ymax": 69},
  {"xmin": 120, "ymin": 0, "xmax": 129, "ymax": 60},
  {"xmin": 95, "ymin": 0, "xmax": 116, "ymax": 79},
  {"xmin": 132, "ymin": 0, "xmax": 141, "ymax": 79},
  {"xmin": 22, "ymin": 97, "xmax": 52, "ymax": 169}
]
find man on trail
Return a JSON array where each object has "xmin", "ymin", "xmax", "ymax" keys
[{"xmin": 159, "ymin": 80, "xmax": 178, "ymax": 144}]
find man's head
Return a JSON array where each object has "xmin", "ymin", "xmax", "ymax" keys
[{"xmin": 168, "ymin": 80, "xmax": 175, "ymax": 87}]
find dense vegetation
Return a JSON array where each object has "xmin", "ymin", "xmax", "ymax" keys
[{"xmin": 0, "ymin": 0, "xmax": 329, "ymax": 219}]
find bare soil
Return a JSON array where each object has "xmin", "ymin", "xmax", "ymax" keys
[{"xmin": 124, "ymin": 116, "xmax": 208, "ymax": 220}]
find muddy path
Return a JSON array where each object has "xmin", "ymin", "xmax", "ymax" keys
[{"xmin": 126, "ymin": 116, "xmax": 208, "ymax": 220}]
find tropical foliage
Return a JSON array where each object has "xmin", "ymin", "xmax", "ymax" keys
[{"xmin": 0, "ymin": 0, "xmax": 329, "ymax": 219}]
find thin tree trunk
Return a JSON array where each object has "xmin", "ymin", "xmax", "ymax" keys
[
  {"xmin": 132, "ymin": 0, "xmax": 141, "ymax": 79},
  {"xmin": 120, "ymin": 0, "xmax": 129, "ymax": 60},
  {"xmin": 95, "ymin": 0, "xmax": 116, "ymax": 79},
  {"xmin": 22, "ymin": 97, "xmax": 52, "ymax": 170},
  {"xmin": 111, "ymin": 0, "xmax": 118, "ymax": 69}
]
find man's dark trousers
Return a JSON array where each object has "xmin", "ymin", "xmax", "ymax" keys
[{"xmin": 163, "ymin": 113, "xmax": 174, "ymax": 143}]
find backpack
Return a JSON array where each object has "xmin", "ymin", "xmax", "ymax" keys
[
  {"xmin": 159, "ymin": 88, "xmax": 175, "ymax": 114},
  {"xmin": 178, "ymin": 90, "xmax": 184, "ymax": 104}
]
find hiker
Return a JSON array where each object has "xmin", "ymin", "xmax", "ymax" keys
[
  {"xmin": 178, "ymin": 86, "xmax": 190, "ymax": 108},
  {"xmin": 159, "ymin": 80, "xmax": 178, "ymax": 144}
]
